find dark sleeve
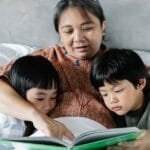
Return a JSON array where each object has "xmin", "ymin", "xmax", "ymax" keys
[{"xmin": 112, "ymin": 113, "xmax": 126, "ymax": 127}]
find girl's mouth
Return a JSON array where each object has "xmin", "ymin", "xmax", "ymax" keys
[{"xmin": 112, "ymin": 106, "xmax": 123, "ymax": 111}]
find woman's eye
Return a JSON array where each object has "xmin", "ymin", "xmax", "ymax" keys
[
  {"xmin": 82, "ymin": 27, "xmax": 93, "ymax": 31},
  {"xmin": 63, "ymin": 30, "xmax": 73, "ymax": 34}
]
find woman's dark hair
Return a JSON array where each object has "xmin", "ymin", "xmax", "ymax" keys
[
  {"xmin": 54, "ymin": 0, "xmax": 105, "ymax": 32},
  {"xmin": 9, "ymin": 55, "xmax": 59, "ymax": 99},
  {"xmin": 90, "ymin": 49, "xmax": 150, "ymax": 95}
]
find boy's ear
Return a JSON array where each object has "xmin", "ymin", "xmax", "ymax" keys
[{"xmin": 137, "ymin": 78, "xmax": 146, "ymax": 90}]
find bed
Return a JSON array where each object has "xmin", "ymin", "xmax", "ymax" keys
[{"xmin": 0, "ymin": 0, "xmax": 150, "ymax": 65}]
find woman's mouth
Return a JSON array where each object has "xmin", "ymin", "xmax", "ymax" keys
[{"xmin": 74, "ymin": 46, "xmax": 88, "ymax": 52}]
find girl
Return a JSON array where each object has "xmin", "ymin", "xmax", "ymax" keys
[{"xmin": 0, "ymin": 55, "xmax": 59, "ymax": 137}]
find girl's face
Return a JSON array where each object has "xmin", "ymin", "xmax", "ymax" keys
[
  {"xmin": 58, "ymin": 7, "xmax": 106, "ymax": 60},
  {"xmin": 26, "ymin": 87, "xmax": 57, "ymax": 114},
  {"xmin": 99, "ymin": 80, "xmax": 145, "ymax": 116}
]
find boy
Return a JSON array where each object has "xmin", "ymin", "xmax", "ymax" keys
[{"xmin": 90, "ymin": 49, "xmax": 150, "ymax": 129}]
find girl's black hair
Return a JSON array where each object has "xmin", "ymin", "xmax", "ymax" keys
[
  {"xmin": 9, "ymin": 55, "xmax": 59, "ymax": 136},
  {"xmin": 9, "ymin": 55, "xmax": 59, "ymax": 99},
  {"xmin": 54, "ymin": 0, "xmax": 105, "ymax": 32},
  {"xmin": 90, "ymin": 49, "xmax": 150, "ymax": 95}
]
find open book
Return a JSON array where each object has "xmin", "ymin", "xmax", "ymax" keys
[{"xmin": 0, "ymin": 117, "xmax": 142, "ymax": 150}]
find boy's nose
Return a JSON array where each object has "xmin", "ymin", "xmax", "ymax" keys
[{"xmin": 110, "ymin": 95, "xmax": 118, "ymax": 104}]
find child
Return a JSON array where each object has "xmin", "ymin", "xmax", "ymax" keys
[
  {"xmin": 90, "ymin": 49, "xmax": 150, "ymax": 129},
  {"xmin": 0, "ymin": 55, "xmax": 59, "ymax": 138}
]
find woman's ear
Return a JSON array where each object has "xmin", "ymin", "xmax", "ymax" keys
[
  {"xmin": 137, "ymin": 78, "xmax": 146, "ymax": 90},
  {"xmin": 101, "ymin": 21, "xmax": 106, "ymax": 36}
]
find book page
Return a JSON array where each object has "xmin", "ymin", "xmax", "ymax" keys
[
  {"xmin": 55, "ymin": 117, "xmax": 106, "ymax": 137},
  {"xmin": 74, "ymin": 127, "xmax": 140, "ymax": 145},
  {"xmin": 31, "ymin": 117, "xmax": 105, "ymax": 138},
  {"xmin": 11, "ymin": 117, "xmax": 106, "ymax": 149},
  {"xmin": 31, "ymin": 117, "xmax": 106, "ymax": 145}
]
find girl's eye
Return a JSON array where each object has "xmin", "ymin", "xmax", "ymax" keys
[
  {"xmin": 49, "ymin": 97, "xmax": 56, "ymax": 100},
  {"xmin": 115, "ymin": 88, "xmax": 124, "ymax": 93},
  {"xmin": 101, "ymin": 93, "xmax": 108, "ymax": 97}
]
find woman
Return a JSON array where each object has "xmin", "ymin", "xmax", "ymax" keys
[{"xmin": 0, "ymin": 0, "xmax": 115, "ymax": 139}]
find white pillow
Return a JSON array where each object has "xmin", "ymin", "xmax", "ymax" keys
[
  {"xmin": 0, "ymin": 43, "xmax": 37, "ymax": 66},
  {"xmin": 1, "ymin": 44, "xmax": 149, "ymax": 67},
  {"xmin": 134, "ymin": 50, "xmax": 150, "ymax": 66}
]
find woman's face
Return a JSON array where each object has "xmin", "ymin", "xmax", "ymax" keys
[{"xmin": 58, "ymin": 7, "xmax": 106, "ymax": 59}]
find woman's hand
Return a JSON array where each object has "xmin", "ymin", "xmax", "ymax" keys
[
  {"xmin": 31, "ymin": 109, "xmax": 75, "ymax": 140},
  {"xmin": 107, "ymin": 130, "xmax": 150, "ymax": 150}
]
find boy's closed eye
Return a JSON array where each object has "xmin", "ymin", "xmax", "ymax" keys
[{"xmin": 35, "ymin": 98, "xmax": 44, "ymax": 101}]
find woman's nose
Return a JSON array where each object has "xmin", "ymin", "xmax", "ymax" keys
[{"xmin": 73, "ymin": 30, "xmax": 84, "ymax": 42}]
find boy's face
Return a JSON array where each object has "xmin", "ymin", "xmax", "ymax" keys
[
  {"xmin": 99, "ymin": 80, "xmax": 145, "ymax": 116},
  {"xmin": 26, "ymin": 86, "xmax": 57, "ymax": 114}
]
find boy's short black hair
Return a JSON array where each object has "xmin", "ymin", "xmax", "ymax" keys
[
  {"xmin": 9, "ymin": 55, "xmax": 59, "ymax": 99},
  {"xmin": 90, "ymin": 49, "xmax": 149, "ymax": 91}
]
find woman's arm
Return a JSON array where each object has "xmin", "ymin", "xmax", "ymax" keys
[
  {"xmin": 0, "ymin": 79, "xmax": 74, "ymax": 139},
  {"xmin": 0, "ymin": 79, "xmax": 35, "ymax": 120}
]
